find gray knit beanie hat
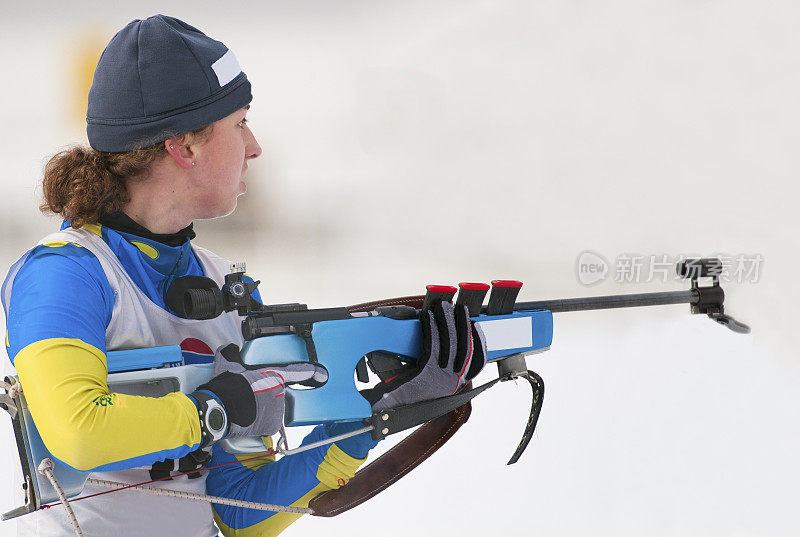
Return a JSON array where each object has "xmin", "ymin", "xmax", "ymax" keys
[{"xmin": 86, "ymin": 15, "xmax": 252, "ymax": 152}]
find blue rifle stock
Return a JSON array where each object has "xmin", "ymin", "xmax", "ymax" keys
[{"xmin": 240, "ymin": 308, "xmax": 553, "ymax": 426}]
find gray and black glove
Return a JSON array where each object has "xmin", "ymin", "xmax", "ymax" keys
[
  {"xmin": 365, "ymin": 300, "xmax": 487, "ymax": 411},
  {"xmin": 192, "ymin": 344, "xmax": 328, "ymax": 447}
]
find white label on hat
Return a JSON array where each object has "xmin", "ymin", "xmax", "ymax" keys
[
  {"xmin": 212, "ymin": 49, "xmax": 242, "ymax": 87},
  {"xmin": 475, "ymin": 316, "xmax": 532, "ymax": 351}
]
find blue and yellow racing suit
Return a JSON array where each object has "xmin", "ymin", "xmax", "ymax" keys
[{"xmin": 4, "ymin": 216, "xmax": 377, "ymax": 536}]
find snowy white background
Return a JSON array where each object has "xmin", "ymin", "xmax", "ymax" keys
[{"xmin": 0, "ymin": 1, "xmax": 797, "ymax": 536}]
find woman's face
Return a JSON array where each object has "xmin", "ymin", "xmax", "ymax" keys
[{"xmin": 190, "ymin": 106, "xmax": 262, "ymax": 218}]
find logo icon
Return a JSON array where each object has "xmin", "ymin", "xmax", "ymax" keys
[
  {"xmin": 576, "ymin": 251, "xmax": 609, "ymax": 286},
  {"xmin": 180, "ymin": 338, "xmax": 215, "ymax": 365}
]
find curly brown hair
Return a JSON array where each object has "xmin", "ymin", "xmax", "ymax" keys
[{"xmin": 40, "ymin": 125, "xmax": 213, "ymax": 228}]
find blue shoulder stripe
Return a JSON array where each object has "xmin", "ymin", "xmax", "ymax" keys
[{"xmin": 6, "ymin": 244, "xmax": 113, "ymax": 362}]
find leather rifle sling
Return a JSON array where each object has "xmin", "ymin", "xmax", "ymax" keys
[{"xmin": 309, "ymin": 295, "xmax": 473, "ymax": 517}]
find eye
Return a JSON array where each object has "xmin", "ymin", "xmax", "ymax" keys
[{"xmin": 238, "ymin": 117, "xmax": 249, "ymax": 128}]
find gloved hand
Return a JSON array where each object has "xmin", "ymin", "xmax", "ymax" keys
[
  {"xmin": 365, "ymin": 300, "xmax": 487, "ymax": 411},
  {"xmin": 192, "ymin": 344, "xmax": 328, "ymax": 447}
]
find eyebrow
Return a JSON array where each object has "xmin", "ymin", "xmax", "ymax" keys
[{"xmin": 245, "ymin": 105, "xmax": 251, "ymax": 110}]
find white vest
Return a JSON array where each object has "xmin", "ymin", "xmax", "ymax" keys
[{"xmin": 9, "ymin": 228, "xmax": 244, "ymax": 537}]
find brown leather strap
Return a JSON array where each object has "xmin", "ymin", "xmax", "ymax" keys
[
  {"xmin": 346, "ymin": 294, "xmax": 425, "ymax": 313},
  {"xmin": 309, "ymin": 399, "xmax": 472, "ymax": 517},
  {"xmin": 308, "ymin": 295, "xmax": 472, "ymax": 517}
]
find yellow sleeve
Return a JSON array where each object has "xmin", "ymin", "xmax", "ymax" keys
[{"xmin": 16, "ymin": 337, "xmax": 202, "ymax": 471}]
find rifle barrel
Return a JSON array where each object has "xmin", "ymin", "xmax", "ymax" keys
[{"xmin": 511, "ymin": 289, "xmax": 698, "ymax": 314}]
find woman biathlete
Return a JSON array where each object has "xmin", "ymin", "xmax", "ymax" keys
[{"xmin": 2, "ymin": 15, "xmax": 486, "ymax": 537}]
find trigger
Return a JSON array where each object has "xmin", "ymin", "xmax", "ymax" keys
[{"xmin": 355, "ymin": 358, "xmax": 370, "ymax": 383}]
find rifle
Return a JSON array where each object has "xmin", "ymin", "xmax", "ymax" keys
[{"xmin": 0, "ymin": 257, "xmax": 749, "ymax": 521}]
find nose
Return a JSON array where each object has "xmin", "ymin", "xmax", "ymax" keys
[{"xmin": 245, "ymin": 126, "xmax": 262, "ymax": 160}]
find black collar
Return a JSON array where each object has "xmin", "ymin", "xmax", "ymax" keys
[{"xmin": 98, "ymin": 212, "xmax": 196, "ymax": 247}]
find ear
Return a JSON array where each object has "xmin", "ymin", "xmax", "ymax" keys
[{"xmin": 164, "ymin": 138, "xmax": 196, "ymax": 170}]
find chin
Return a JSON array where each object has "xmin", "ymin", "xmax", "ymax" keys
[
  {"xmin": 222, "ymin": 200, "xmax": 240, "ymax": 218},
  {"xmin": 204, "ymin": 200, "xmax": 240, "ymax": 220}
]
